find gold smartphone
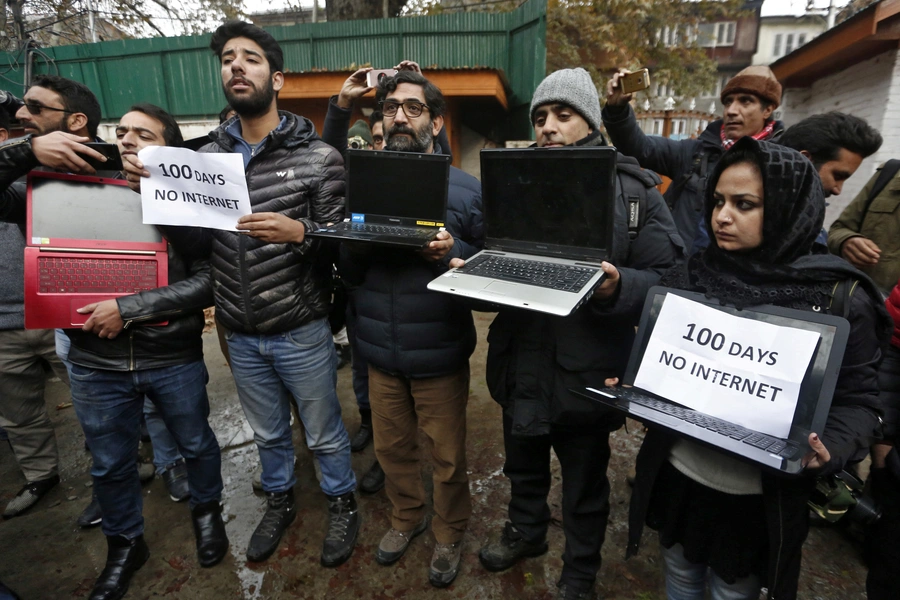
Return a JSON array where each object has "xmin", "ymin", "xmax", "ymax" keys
[{"xmin": 620, "ymin": 69, "xmax": 651, "ymax": 94}]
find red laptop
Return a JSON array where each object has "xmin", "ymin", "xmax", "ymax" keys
[{"xmin": 24, "ymin": 171, "xmax": 169, "ymax": 329}]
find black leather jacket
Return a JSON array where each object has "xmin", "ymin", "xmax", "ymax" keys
[{"xmin": 0, "ymin": 135, "xmax": 212, "ymax": 371}]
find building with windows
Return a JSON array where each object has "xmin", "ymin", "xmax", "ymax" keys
[
  {"xmin": 771, "ymin": 0, "xmax": 900, "ymax": 225},
  {"xmin": 752, "ymin": 14, "xmax": 826, "ymax": 66},
  {"xmin": 631, "ymin": 0, "xmax": 763, "ymax": 141}
]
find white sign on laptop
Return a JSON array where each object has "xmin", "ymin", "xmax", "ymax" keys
[
  {"xmin": 633, "ymin": 294, "xmax": 820, "ymax": 438},
  {"xmin": 138, "ymin": 146, "xmax": 251, "ymax": 231}
]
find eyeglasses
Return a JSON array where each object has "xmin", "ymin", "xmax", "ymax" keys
[
  {"xmin": 380, "ymin": 100, "xmax": 430, "ymax": 119},
  {"xmin": 23, "ymin": 102, "xmax": 74, "ymax": 115}
]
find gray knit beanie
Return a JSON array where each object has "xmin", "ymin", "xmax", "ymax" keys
[{"xmin": 530, "ymin": 68, "xmax": 602, "ymax": 131}]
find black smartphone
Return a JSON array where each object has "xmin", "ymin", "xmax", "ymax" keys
[{"xmin": 80, "ymin": 142, "xmax": 124, "ymax": 171}]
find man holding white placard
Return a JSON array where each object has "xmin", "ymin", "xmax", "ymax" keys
[{"xmin": 124, "ymin": 21, "xmax": 356, "ymax": 569}]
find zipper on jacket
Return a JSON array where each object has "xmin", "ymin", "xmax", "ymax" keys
[{"xmin": 128, "ymin": 330, "xmax": 135, "ymax": 371}]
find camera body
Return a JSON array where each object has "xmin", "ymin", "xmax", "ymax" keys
[
  {"xmin": 348, "ymin": 136, "xmax": 371, "ymax": 150},
  {"xmin": 366, "ymin": 69, "xmax": 399, "ymax": 88},
  {"xmin": 808, "ymin": 470, "xmax": 882, "ymax": 525}
]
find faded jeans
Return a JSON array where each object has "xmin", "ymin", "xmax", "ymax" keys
[{"xmin": 226, "ymin": 318, "xmax": 355, "ymax": 497}]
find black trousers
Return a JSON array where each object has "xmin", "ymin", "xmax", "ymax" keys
[
  {"xmin": 867, "ymin": 346, "xmax": 900, "ymax": 600},
  {"xmin": 502, "ymin": 412, "xmax": 612, "ymax": 588}
]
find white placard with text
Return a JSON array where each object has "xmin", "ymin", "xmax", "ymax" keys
[
  {"xmin": 138, "ymin": 146, "xmax": 251, "ymax": 231},
  {"xmin": 632, "ymin": 294, "xmax": 820, "ymax": 438}
]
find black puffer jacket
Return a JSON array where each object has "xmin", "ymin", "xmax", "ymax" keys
[
  {"xmin": 486, "ymin": 139, "xmax": 683, "ymax": 436},
  {"xmin": 340, "ymin": 149, "xmax": 483, "ymax": 378},
  {"xmin": 602, "ymin": 103, "xmax": 783, "ymax": 252},
  {"xmin": 0, "ymin": 136, "xmax": 212, "ymax": 371},
  {"xmin": 170, "ymin": 112, "xmax": 346, "ymax": 335}
]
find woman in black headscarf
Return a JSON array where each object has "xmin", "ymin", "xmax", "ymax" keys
[{"xmin": 616, "ymin": 137, "xmax": 891, "ymax": 600}]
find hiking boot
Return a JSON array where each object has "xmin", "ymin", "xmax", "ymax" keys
[
  {"xmin": 478, "ymin": 521, "xmax": 548, "ymax": 572},
  {"xmin": 89, "ymin": 534, "xmax": 150, "ymax": 600},
  {"xmin": 78, "ymin": 494, "xmax": 103, "ymax": 528},
  {"xmin": 375, "ymin": 520, "xmax": 427, "ymax": 565},
  {"xmin": 2, "ymin": 475, "xmax": 60, "ymax": 519},
  {"xmin": 246, "ymin": 488, "xmax": 296, "ymax": 562},
  {"xmin": 429, "ymin": 541, "xmax": 462, "ymax": 588},
  {"xmin": 162, "ymin": 460, "xmax": 190, "ymax": 502},
  {"xmin": 321, "ymin": 492, "xmax": 360, "ymax": 567},
  {"xmin": 359, "ymin": 460, "xmax": 385, "ymax": 494},
  {"xmin": 350, "ymin": 409, "xmax": 372, "ymax": 452},
  {"xmin": 556, "ymin": 582, "xmax": 594, "ymax": 600}
]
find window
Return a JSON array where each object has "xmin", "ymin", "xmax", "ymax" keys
[
  {"xmin": 652, "ymin": 119, "xmax": 664, "ymax": 135},
  {"xmin": 717, "ymin": 22, "xmax": 736, "ymax": 46},
  {"xmin": 697, "ymin": 23, "xmax": 717, "ymax": 47},
  {"xmin": 785, "ymin": 33, "xmax": 795, "ymax": 54},
  {"xmin": 798, "ymin": 33, "xmax": 807, "ymax": 46},
  {"xmin": 773, "ymin": 33, "xmax": 782, "ymax": 57}
]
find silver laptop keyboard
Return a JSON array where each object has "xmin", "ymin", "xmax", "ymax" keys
[
  {"xmin": 611, "ymin": 387, "xmax": 800, "ymax": 458},
  {"xmin": 331, "ymin": 222, "xmax": 436, "ymax": 238},
  {"xmin": 460, "ymin": 254, "xmax": 598, "ymax": 293}
]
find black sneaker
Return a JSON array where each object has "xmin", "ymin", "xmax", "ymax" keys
[
  {"xmin": 78, "ymin": 494, "xmax": 103, "ymax": 528},
  {"xmin": 2, "ymin": 474, "xmax": 60, "ymax": 519},
  {"xmin": 321, "ymin": 492, "xmax": 360, "ymax": 567},
  {"xmin": 350, "ymin": 409, "xmax": 372, "ymax": 453},
  {"xmin": 478, "ymin": 521, "xmax": 548, "ymax": 572},
  {"xmin": 359, "ymin": 460, "xmax": 385, "ymax": 494},
  {"xmin": 162, "ymin": 460, "xmax": 190, "ymax": 502},
  {"xmin": 556, "ymin": 582, "xmax": 594, "ymax": 600},
  {"xmin": 246, "ymin": 488, "xmax": 296, "ymax": 562}
]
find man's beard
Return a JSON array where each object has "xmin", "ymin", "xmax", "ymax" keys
[
  {"xmin": 223, "ymin": 76, "xmax": 275, "ymax": 119},
  {"xmin": 386, "ymin": 122, "xmax": 434, "ymax": 153}
]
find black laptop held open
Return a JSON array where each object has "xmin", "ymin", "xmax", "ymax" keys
[
  {"xmin": 306, "ymin": 149, "xmax": 451, "ymax": 248},
  {"xmin": 427, "ymin": 146, "xmax": 617, "ymax": 316},
  {"xmin": 574, "ymin": 287, "xmax": 850, "ymax": 475}
]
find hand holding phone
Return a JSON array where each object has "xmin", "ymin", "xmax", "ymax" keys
[{"xmin": 79, "ymin": 142, "xmax": 124, "ymax": 171}]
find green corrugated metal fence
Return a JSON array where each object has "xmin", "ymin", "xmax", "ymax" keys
[{"xmin": 0, "ymin": 0, "xmax": 546, "ymax": 128}]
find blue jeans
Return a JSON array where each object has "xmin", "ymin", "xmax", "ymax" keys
[
  {"xmin": 226, "ymin": 318, "xmax": 355, "ymax": 497},
  {"xmin": 661, "ymin": 543, "xmax": 761, "ymax": 600},
  {"xmin": 70, "ymin": 360, "xmax": 223, "ymax": 538},
  {"xmin": 143, "ymin": 397, "xmax": 184, "ymax": 473},
  {"xmin": 58, "ymin": 330, "xmax": 184, "ymax": 474}
]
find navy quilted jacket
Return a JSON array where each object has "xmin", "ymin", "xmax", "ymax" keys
[{"xmin": 340, "ymin": 154, "xmax": 483, "ymax": 378}]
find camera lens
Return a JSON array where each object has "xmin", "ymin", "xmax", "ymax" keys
[
  {"xmin": 849, "ymin": 495, "xmax": 882, "ymax": 524},
  {"xmin": 349, "ymin": 140, "xmax": 362, "ymax": 149}
]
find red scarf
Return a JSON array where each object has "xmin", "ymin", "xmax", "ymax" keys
[{"xmin": 720, "ymin": 119, "xmax": 775, "ymax": 149}]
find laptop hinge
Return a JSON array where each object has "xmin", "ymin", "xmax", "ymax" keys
[{"xmin": 38, "ymin": 247, "xmax": 156, "ymax": 256}]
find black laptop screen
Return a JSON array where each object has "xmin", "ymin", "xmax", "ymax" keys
[
  {"xmin": 626, "ymin": 290, "xmax": 843, "ymax": 437},
  {"xmin": 30, "ymin": 177, "xmax": 162, "ymax": 244},
  {"xmin": 480, "ymin": 147, "xmax": 616, "ymax": 259},
  {"xmin": 346, "ymin": 150, "xmax": 450, "ymax": 225}
]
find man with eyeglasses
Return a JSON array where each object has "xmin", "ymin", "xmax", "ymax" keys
[
  {"xmin": 0, "ymin": 75, "xmax": 109, "ymax": 524},
  {"xmin": 340, "ymin": 70, "xmax": 483, "ymax": 587}
]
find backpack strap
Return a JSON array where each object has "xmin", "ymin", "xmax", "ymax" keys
[
  {"xmin": 665, "ymin": 149, "xmax": 710, "ymax": 211},
  {"xmin": 828, "ymin": 279, "xmax": 859, "ymax": 320},
  {"xmin": 617, "ymin": 163, "xmax": 661, "ymax": 240},
  {"xmin": 862, "ymin": 159, "xmax": 900, "ymax": 219}
]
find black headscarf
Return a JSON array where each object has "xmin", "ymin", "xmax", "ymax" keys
[{"xmin": 663, "ymin": 137, "xmax": 887, "ymax": 315}]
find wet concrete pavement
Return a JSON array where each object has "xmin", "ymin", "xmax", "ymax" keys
[{"xmin": 0, "ymin": 312, "xmax": 871, "ymax": 599}]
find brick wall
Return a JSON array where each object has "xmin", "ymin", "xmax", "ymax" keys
[{"xmin": 781, "ymin": 48, "xmax": 900, "ymax": 227}]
